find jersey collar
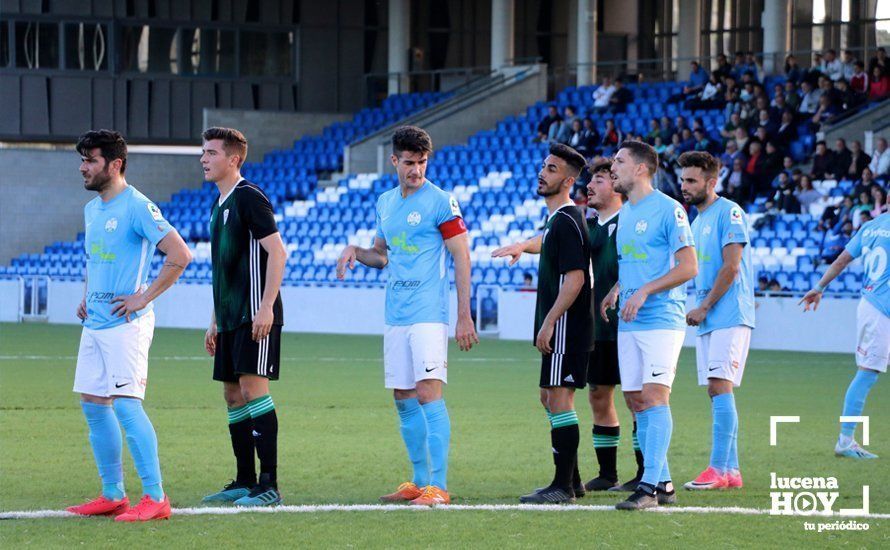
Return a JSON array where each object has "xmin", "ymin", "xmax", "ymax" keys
[
  {"xmin": 597, "ymin": 210, "xmax": 619, "ymax": 226},
  {"xmin": 217, "ymin": 178, "xmax": 244, "ymax": 207},
  {"xmin": 547, "ymin": 201, "xmax": 576, "ymax": 222}
]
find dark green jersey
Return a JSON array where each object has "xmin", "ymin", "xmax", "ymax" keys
[
  {"xmin": 534, "ymin": 205, "xmax": 593, "ymax": 354},
  {"xmin": 589, "ymin": 211, "xmax": 620, "ymax": 341},
  {"xmin": 210, "ymin": 180, "xmax": 283, "ymax": 333}
]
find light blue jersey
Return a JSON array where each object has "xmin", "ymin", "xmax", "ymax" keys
[
  {"xmin": 616, "ymin": 189, "xmax": 695, "ymax": 331},
  {"xmin": 375, "ymin": 180, "xmax": 463, "ymax": 326},
  {"xmin": 690, "ymin": 197, "xmax": 756, "ymax": 335},
  {"xmin": 845, "ymin": 213, "xmax": 890, "ymax": 318},
  {"xmin": 83, "ymin": 186, "xmax": 172, "ymax": 330}
]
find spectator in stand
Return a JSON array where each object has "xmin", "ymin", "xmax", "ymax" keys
[
  {"xmin": 721, "ymin": 139, "xmax": 742, "ymax": 168},
  {"xmin": 658, "ymin": 116, "xmax": 674, "ymax": 142},
  {"xmin": 784, "ymin": 80, "xmax": 802, "ymax": 111},
  {"xmin": 811, "ymin": 140, "xmax": 834, "ymax": 180},
  {"xmin": 859, "ymin": 210, "xmax": 874, "ymax": 226},
  {"xmin": 841, "ymin": 50, "xmax": 857, "ymax": 81},
  {"xmin": 784, "ymin": 54, "xmax": 803, "ymax": 84},
  {"xmin": 756, "ymin": 276, "xmax": 770, "ymax": 295},
  {"xmin": 568, "ymin": 118, "xmax": 597, "ymax": 157},
  {"xmin": 606, "ymin": 78, "xmax": 633, "ymax": 114},
  {"xmin": 775, "ymin": 110, "xmax": 797, "ymax": 151},
  {"xmin": 773, "ymin": 172, "xmax": 802, "ymax": 213},
  {"xmin": 600, "ymin": 118, "xmax": 623, "ymax": 150},
  {"xmin": 746, "ymin": 51, "xmax": 763, "ymax": 81},
  {"xmin": 522, "ymin": 272, "xmax": 535, "ymax": 291},
  {"xmin": 670, "ymin": 60, "xmax": 709, "ymax": 103},
  {"xmin": 772, "ymin": 155, "xmax": 795, "ymax": 186},
  {"xmin": 678, "ymin": 128, "xmax": 696, "ymax": 153},
  {"xmin": 846, "ymin": 141, "xmax": 872, "ymax": 180},
  {"xmin": 836, "ymin": 78, "xmax": 866, "ymax": 112},
  {"xmin": 693, "ymin": 128, "xmax": 714, "ymax": 153},
  {"xmin": 798, "ymin": 80, "xmax": 822, "ymax": 115},
  {"xmin": 731, "ymin": 51, "xmax": 748, "ymax": 80},
  {"xmin": 820, "ymin": 220, "xmax": 854, "ymax": 264},
  {"xmin": 734, "ymin": 126, "xmax": 750, "ymax": 152},
  {"xmin": 819, "ymin": 74, "xmax": 842, "ymax": 107},
  {"xmin": 592, "ymin": 76, "xmax": 616, "ymax": 113},
  {"xmin": 869, "ymin": 137, "xmax": 890, "ymax": 176},
  {"xmin": 850, "ymin": 60, "xmax": 869, "ymax": 94},
  {"xmin": 795, "ymin": 175, "xmax": 823, "ymax": 214},
  {"xmin": 855, "ymin": 167, "xmax": 876, "ymax": 197},
  {"xmin": 686, "ymin": 73, "xmax": 723, "ymax": 110},
  {"xmin": 756, "ymin": 109, "xmax": 778, "ymax": 137},
  {"xmin": 764, "ymin": 141, "xmax": 784, "ymax": 179},
  {"xmin": 582, "ymin": 118, "xmax": 600, "ymax": 152},
  {"xmin": 744, "ymin": 138, "xmax": 769, "ymax": 200},
  {"xmin": 674, "ymin": 114, "xmax": 690, "ymax": 135},
  {"xmin": 645, "ymin": 118, "xmax": 662, "ymax": 143},
  {"xmin": 828, "ymin": 138, "xmax": 853, "ymax": 180},
  {"xmin": 713, "ymin": 52, "xmax": 732, "ymax": 81},
  {"xmin": 869, "ymin": 47, "xmax": 888, "ymax": 75},
  {"xmin": 853, "ymin": 190, "xmax": 874, "ymax": 227},
  {"xmin": 721, "ymin": 112, "xmax": 744, "ymax": 141},
  {"xmin": 872, "ymin": 185, "xmax": 889, "ymax": 217},
  {"xmin": 822, "ymin": 49, "xmax": 844, "ymax": 81},
  {"xmin": 653, "ymin": 135, "xmax": 667, "ymax": 155},
  {"xmin": 725, "ymin": 157, "xmax": 746, "ymax": 203},
  {"xmin": 546, "ymin": 115, "xmax": 567, "ymax": 144},
  {"xmin": 536, "ymin": 105, "xmax": 561, "ymax": 142},
  {"xmin": 555, "ymin": 105, "xmax": 578, "ymax": 143},
  {"xmin": 770, "ymin": 92, "xmax": 789, "ymax": 121},
  {"xmin": 810, "ymin": 94, "xmax": 839, "ymax": 130},
  {"xmin": 754, "ymin": 126, "xmax": 771, "ymax": 147},
  {"xmin": 869, "ymin": 66, "xmax": 890, "ymax": 101}
]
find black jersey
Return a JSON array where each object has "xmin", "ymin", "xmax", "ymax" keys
[
  {"xmin": 210, "ymin": 180, "xmax": 283, "ymax": 332},
  {"xmin": 588, "ymin": 211, "xmax": 620, "ymax": 341}
]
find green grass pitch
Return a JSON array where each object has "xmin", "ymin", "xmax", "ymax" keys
[{"xmin": 0, "ymin": 322, "xmax": 887, "ymax": 548}]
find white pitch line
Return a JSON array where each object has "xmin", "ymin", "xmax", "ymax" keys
[
  {"xmin": 0, "ymin": 355, "xmax": 514, "ymax": 364},
  {"xmin": 1, "ymin": 504, "xmax": 888, "ymax": 520}
]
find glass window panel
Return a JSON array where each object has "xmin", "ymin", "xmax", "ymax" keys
[
  {"xmin": 15, "ymin": 21, "xmax": 59, "ymax": 69},
  {"xmin": 64, "ymin": 23, "xmax": 108, "ymax": 71},
  {"xmin": 240, "ymin": 31, "xmax": 293, "ymax": 76}
]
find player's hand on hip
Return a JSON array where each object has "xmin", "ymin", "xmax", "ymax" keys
[
  {"xmin": 601, "ymin": 290, "xmax": 618, "ymax": 322},
  {"xmin": 110, "ymin": 291, "xmax": 147, "ymax": 323},
  {"xmin": 535, "ymin": 321, "xmax": 554, "ymax": 354},
  {"xmin": 686, "ymin": 307, "xmax": 707, "ymax": 326},
  {"xmin": 205, "ymin": 322, "xmax": 217, "ymax": 356},
  {"xmin": 252, "ymin": 305, "xmax": 274, "ymax": 342},
  {"xmin": 455, "ymin": 315, "xmax": 479, "ymax": 351},
  {"xmin": 76, "ymin": 299, "xmax": 87, "ymax": 321},
  {"xmin": 336, "ymin": 245, "xmax": 357, "ymax": 280},
  {"xmin": 491, "ymin": 243, "xmax": 523, "ymax": 266},
  {"xmin": 799, "ymin": 289, "xmax": 822, "ymax": 312},
  {"xmin": 620, "ymin": 289, "xmax": 648, "ymax": 323}
]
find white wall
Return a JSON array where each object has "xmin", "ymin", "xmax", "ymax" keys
[{"xmin": 0, "ymin": 280, "xmax": 858, "ymax": 354}]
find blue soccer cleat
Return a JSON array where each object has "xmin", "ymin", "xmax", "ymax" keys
[
  {"xmin": 234, "ymin": 475, "xmax": 281, "ymax": 507},
  {"xmin": 835, "ymin": 441, "xmax": 878, "ymax": 460},
  {"xmin": 202, "ymin": 480, "xmax": 253, "ymax": 503}
]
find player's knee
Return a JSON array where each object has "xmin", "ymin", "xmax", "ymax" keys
[
  {"xmin": 707, "ymin": 379, "xmax": 733, "ymax": 398},
  {"xmin": 81, "ymin": 393, "xmax": 113, "ymax": 405},
  {"xmin": 539, "ymin": 389, "xmax": 550, "ymax": 410},
  {"xmin": 415, "ymin": 380, "xmax": 442, "ymax": 404}
]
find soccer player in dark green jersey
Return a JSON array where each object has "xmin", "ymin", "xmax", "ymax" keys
[
  {"xmin": 200, "ymin": 127, "xmax": 288, "ymax": 507},
  {"xmin": 494, "ymin": 160, "xmax": 645, "ymax": 494}
]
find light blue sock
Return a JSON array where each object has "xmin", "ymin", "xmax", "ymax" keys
[
  {"xmin": 840, "ymin": 369, "xmax": 880, "ymax": 439},
  {"xmin": 710, "ymin": 393, "xmax": 737, "ymax": 473},
  {"xmin": 727, "ymin": 420, "xmax": 739, "ymax": 472},
  {"xmin": 395, "ymin": 398, "xmax": 429, "ymax": 487},
  {"xmin": 81, "ymin": 402, "xmax": 125, "ymax": 500},
  {"xmin": 636, "ymin": 409, "xmax": 649, "ymax": 457},
  {"xmin": 113, "ymin": 398, "xmax": 164, "ymax": 502},
  {"xmin": 641, "ymin": 405, "xmax": 673, "ymax": 488},
  {"xmin": 422, "ymin": 399, "xmax": 451, "ymax": 491}
]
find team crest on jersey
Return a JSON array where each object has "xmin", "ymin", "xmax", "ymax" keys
[
  {"xmin": 449, "ymin": 196, "xmax": 462, "ymax": 217},
  {"xmin": 104, "ymin": 218, "xmax": 118, "ymax": 232},
  {"xmin": 147, "ymin": 203, "xmax": 164, "ymax": 221},
  {"xmin": 703, "ymin": 225, "xmax": 712, "ymax": 236},
  {"xmin": 608, "ymin": 223, "xmax": 616, "ymax": 237},
  {"xmin": 223, "ymin": 209, "xmax": 230, "ymax": 225},
  {"xmin": 730, "ymin": 206, "xmax": 744, "ymax": 225},
  {"xmin": 634, "ymin": 220, "xmax": 648, "ymax": 234},
  {"xmin": 407, "ymin": 211, "xmax": 422, "ymax": 226},
  {"xmin": 674, "ymin": 207, "xmax": 688, "ymax": 227}
]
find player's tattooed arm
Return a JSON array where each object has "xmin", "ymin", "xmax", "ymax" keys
[
  {"xmin": 491, "ymin": 234, "xmax": 543, "ymax": 265},
  {"xmin": 800, "ymin": 250, "xmax": 854, "ymax": 312}
]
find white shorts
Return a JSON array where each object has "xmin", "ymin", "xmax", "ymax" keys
[
  {"xmin": 617, "ymin": 329, "xmax": 685, "ymax": 392},
  {"xmin": 384, "ymin": 323, "xmax": 448, "ymax": 390},
  {"xmin": 856, "ymin": 299, "xmax": 890, "ymax": 373},
  {"xmin": 73, "ymin": 311, "xmax": 155, "ymax": 399},
  {"xmin": 695, "ymin": 326, "xmax": 752, "ymax": 386}
]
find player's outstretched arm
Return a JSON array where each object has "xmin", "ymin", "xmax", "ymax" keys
[
  {"xmin": 537, "ymin": 269, "xmax": 585, "ymax": 353},
  {"xmin": 337, "ymin": 237, "xmax": 388, "ymax": 279},
  {"xmin": 800, "ymin": 250, "xmax": 853, "ymax": 312},
  {"xmin": 687, "ymin": 243, "xmax": 743, "ymax": 326},
  {"xmin": 446, "ymin": 233, "xmax": 479, "ymax": 351},
  {"xmin": 253, "ymin": 232, "xmax": 287, "ymax": 342},
  {"xmin": 111, "ymin": 230, "xmax": 192, "ymax": 322},
  {"xmin": 622, "ymin": 246, "xmax": 697, "ymax": 322},
  {"xmin": 491, "ymin": 234, "xmax": 543, "ymax": 265}
]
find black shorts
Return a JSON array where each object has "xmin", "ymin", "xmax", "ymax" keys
[
  {"xmin": 588, "ymin": 340, "xmax": 621, "ymax": 387},
  {"xmin": 213, "ymin": 324, "xmax": 282, "ymax": 382},
  {"xmin": 540, "ymin": 352, "xmax": 588, "ymax": 389}
]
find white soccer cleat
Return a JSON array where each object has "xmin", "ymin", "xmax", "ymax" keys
[{"xmin": 834, "ymin": 440, "xmax": 878, "ymax": 460}]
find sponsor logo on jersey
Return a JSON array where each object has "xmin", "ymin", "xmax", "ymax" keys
[
  {"xmin": 608, "ymin": 223, "xmax": 616, "ymax": 237},
  {"xmin": 104, "ymin": 218, "xmax": 118, "ymax": 232},
  {"xmin": 147, "ymin": 203, "xmax": 164, "ymax": 221},
  {"xmin": 90, "ymin": 241, "xmax": 116, "ymax": 262},
  {"xmin": 674, "ymin": 207, "xmax": 689, "ymax": 227},
  {"xmin": 449, "ymin": 196, "xmax": 462, "ymax": 217},
  {"xmin": 407, "ymin": 211, "xmax": 422, "ymax": 226},
  {"xmin": 390, "ymin": 232, "xmax": 420, "ymax": 254},
  {"xmin": 702, "ymin": 224, "xmax": 712, "ymax": 236},
  {"xmin": 223, "ymin": 209, "xmax": 229, "ymax": 225},
  {"xmin": 392, "ymin": 280, "xmax": 422, "ymax": 290},
  {"xmin": 730, "ymin": 206, "xmax": 744, "ymax": 225},
  {"xmin": 634, "ymin": 220, "xmax": 648, "ymax": 234}
]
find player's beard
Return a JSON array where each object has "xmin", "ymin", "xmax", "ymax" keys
[
  {"xmin": 84, "ymin": 166, "xmax": 112, "ymax": 193},
  {"xmin": 536, "ymin": 177, "xmax": 563, "ymax": 197},
  {"xmin": 683, "ymin": 188, "xmax": 708, "ymax": 207}
]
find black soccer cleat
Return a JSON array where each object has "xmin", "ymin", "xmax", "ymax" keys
[
  {"xmin": 656, "ymin": 481, "xmax": 677, "ymax": 505},
  {"xmin": 519, "ymin": 485, "xmax": 576, "ymax": 504},
  {"xmin": 573, "ymin": 482, "xmax": 587, "ymax": 498},
  {"xmin": 608, "ymin": 475, "xmax": 641, "ymax": 492},
  {"xmin": 615, "ymin": 486, "xmax": 658, "ymax": 510},
  {"xmin": 584, "ymin": 476, "xmax": 620, "ymax": 492}
]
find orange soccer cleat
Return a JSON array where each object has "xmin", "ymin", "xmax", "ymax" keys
[
  {"xmin": 410, "ymin": 485, "xmax": 451, "ymax": 506},
  {"xmin": 379, "ymin": 482, "xmax": 424, "ymax": 503},
  {"xmin": 114, "ymin": 495, "xmax": 172, "ymax": 522},
  {"xmin": 66, "ymin": 495, "xmax": 130, "ymax": 517}
]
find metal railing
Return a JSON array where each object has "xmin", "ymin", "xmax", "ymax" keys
[{"xmin": 362, "ymin": 65, "xmax": 497, "ymax": 107}]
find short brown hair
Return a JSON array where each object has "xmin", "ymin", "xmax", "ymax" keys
[
  {"xmin": 677, "ymin": 151, "xmax": 721, "ymax": 179},
  {"xmin": 588, "ymin": 158, "xmax": 612, "ymax": 175},
  {"xmin": 617, "ymin": 140, "xmax": 658, "ymax": 176},
  {"xmin": 76, "ymin": 129, "xmax": 128, "ymax": 174},
  {"xmin": 202, "ymin": 127, "xmax": 248, "ymax": 167},
  {"xmin": 392, "ymin": 126, "xmax": 433, "ymax": 156},
  {"xmin": 548, "ymin": 143, "xmax": 587, "ymax": 176}
]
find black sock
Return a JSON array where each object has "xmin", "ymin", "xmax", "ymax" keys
[
  {"xmin": 633, "ymin": 421, "xmax": 644, "ymax": 479},
  {"xmin": 551, "ymin": 424, "xmax": 580, "ymax": 490},
  {"xmin": 251, "ymin": 409, "xmax": 278, "ymax": 486},
  {"xmin": 593, "ymin": 425, "xmax": 620, "ymax": 481},
  {"xmin": 573, "ymin": 460, "xmax": 582, "ymax": 488},
  {"xmin": 228, "ymin": 415, "xmax": 256, "ymax": 485}
]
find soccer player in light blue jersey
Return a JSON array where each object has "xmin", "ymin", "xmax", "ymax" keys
[
  {"xmin": 602, "ymin": 140, "xmax": 698, "ymax": 510},
  {"xmin": 337, "ymin": 126, "xmax": 478, "ymax": 506},
  {"xmin": 66, "ymin": 130, "xmax": 192, "ymax": 521},
  {"xmin": 801, "ymin": 212, "xmax": 890, "ymax": 459},
  {"xmin": 678, "ymin": 151, "xmax": 755, "ymax": 490}
]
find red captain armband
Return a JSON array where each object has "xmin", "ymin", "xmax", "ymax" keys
[{"xmin": 438, "ymin": 217, "xmax": 467, "ymax": 239}]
